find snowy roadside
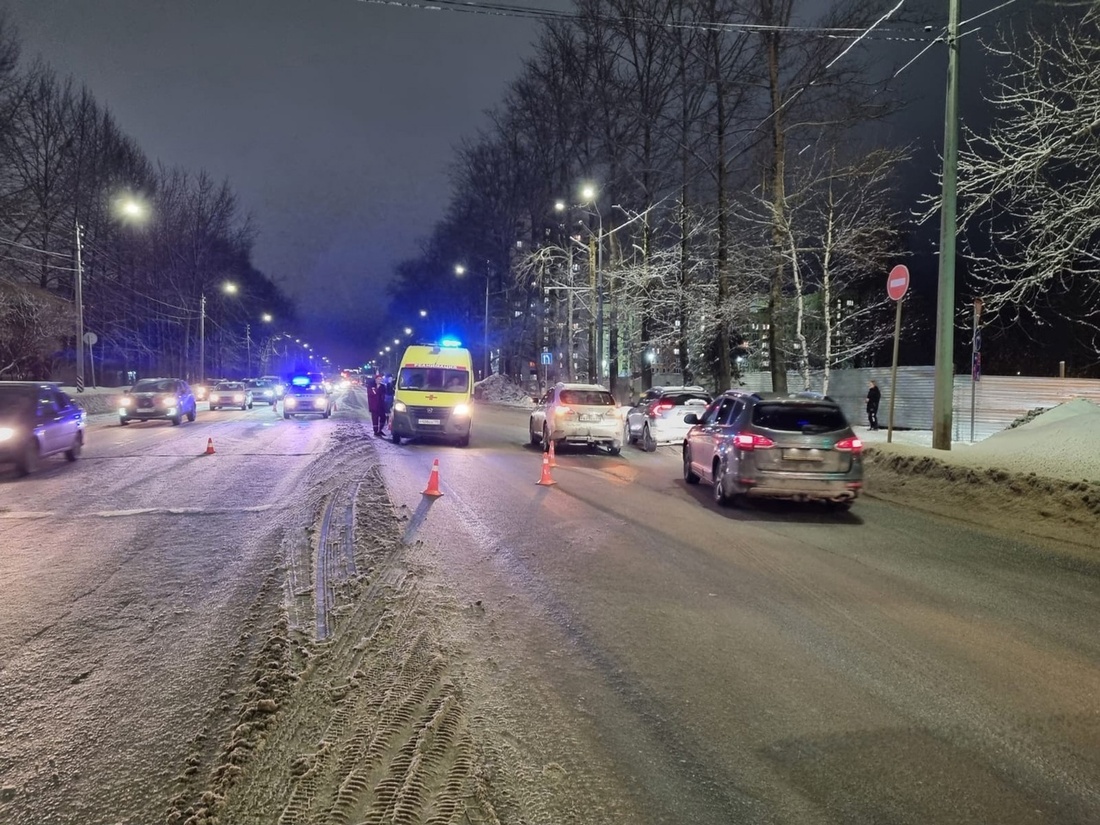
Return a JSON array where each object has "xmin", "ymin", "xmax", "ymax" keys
[{"xmin": 861, "ymin": 399, "xmax": 1100, "ymax": 554}]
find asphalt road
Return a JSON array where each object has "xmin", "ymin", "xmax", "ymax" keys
[
  {"xmin": 1, "ymin": 395, "xmax": 1097, "ymax": 824},
  {"xmin": 377, "ymin": 402, "xmax": 1100, "ymax": 825}
]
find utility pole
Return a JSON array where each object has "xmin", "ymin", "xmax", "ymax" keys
[
  {"xmin": 74, "ymin": 221, "xmax": 85, "ymax": 392},
  {"xmin": 483, "ymin": 261, "xmax": 490, "ymax": 379},
  {"xmin": 200, "ymin": 294, "xmax": 206, "ymax": 385},
  {"xmin": 932, "ymin": 0, "xmax": 961, "ymax": 451},
  {"xmin": 246, "ymin": 323, "xmax": 252, "ymax": 377}
]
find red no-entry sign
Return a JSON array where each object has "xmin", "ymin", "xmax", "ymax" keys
[{"xmin": 887, "ymin": 265, "xmax": 910, "ymax": 301}]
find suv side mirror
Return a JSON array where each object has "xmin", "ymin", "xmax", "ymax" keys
[{"xmin": 684, "ymin": 413, "xmax": 699, "ymax": 425}]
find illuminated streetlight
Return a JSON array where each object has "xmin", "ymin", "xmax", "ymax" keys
[
  {"xmin": 404, "ymin": 327, "xmax": 412, "ymax": 335},
  {"xmin": 262, "ymin": 313, "xmax": 273, "ymax": 323},
  {"xmin": 114, "ymin": 195, "xmax": 149, "ymax": 223},
  {"xmin": 419, "ymin": 309, "xmax": 427, "ymax": 318},
  {"xmin": 581, "ymin": 184, "xmax": 597, "ymax": 202},
  {"xmin": 223, "ymin": 282, "xmax": 238, "ymax": 295},
  {"xmin": 555, "ymin": 200, "xmax": 566, "ymax": 212},
  {"xmin": 454, "ymin": 264, "xmax": 466, "ymax": 276}
]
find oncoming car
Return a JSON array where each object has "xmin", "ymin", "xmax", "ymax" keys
[
  {"xmin": 119, "ymin": 378, "xmax": 197, "ymax": 425},
  {"xmin": 208, "ymin": 381, "xmax": 254, "ymax": 411},
  {"xmin": 529, "ymin": 382, "xmax": 623, "ymax": 455},
  {"xmin": 0, "ymin": 382, "xmax": 86, "ymax": 476},
  {"xmin": 683, "ymin": 391, "xmax": 863, "ymax": 509},
  {"xmin": 282, "ymin": 375, "xmax": 333, "ymax": 419},
  {"xmin": 246, "ymin": 378, "xmax": 277, "ymax": 405}
]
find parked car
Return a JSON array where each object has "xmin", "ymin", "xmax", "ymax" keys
[
  {"xmin": 528, "ymin": 382, "xmax": 623, "ymax": 455},
  {"xmin": 0, "ymin": 382, "xmax": 86, "ymax": 476},
  {"xmin": 208, "ymin": 381, "xmax": 254, "ymax": 411},
  {"xmin": 625, "ymin": 387, "xmax": 711, "ymax": 451},
  {"xmin": 683, "ymin": 391, "xmax": 863, "ymax": 509},
  {"xmin": 282, "ymin": 375, "xmax": 333, "ymax": 419},
  {"xmin": 119, "ymin": 378, "xmax": 197, "ymax": 425},
  {"xmin": 246, "ymin": 378, "xmax": 277, "ymax": 405}
]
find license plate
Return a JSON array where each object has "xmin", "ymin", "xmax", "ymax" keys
[
  {"xmin": 579, "ymin": 414, "xmax": 600, "ymax": 422},
  {"xmin": 784, "ymin": 449, "xmax": 822, "ymax": 461},
  {"xmin": 418, "ymin": 418, "xmax": 441, "ymax": 425}
]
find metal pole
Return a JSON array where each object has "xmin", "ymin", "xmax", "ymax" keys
[
  {"xmin": 970, "ymin": 298, "xmax": 981, "ymax": 442},
  {"xmin": 566, "ymin": 244, "xmax": 574, "ymax": 381},
  {"xmin": 932, "ymin": 0, "xmax": 961, "ymax": 451},
  {"xmin": 887, "ymin": 298, "xmax": 903, "ymax": 443},
  {"xmin": 74, "ymin": 221, "xmax": 85, "ymax": 392},
  {"xmin": 596, "ymin": 212, "xmax": 604, "ymax": 385},
  {"xmin": 200, "ymin": 294, "xmax": 206, "ymax": 385},
  {"xmin": 483, "ymin": 267, "xmax": 490, "ymax": 378},
  {"xmin": 246, "ymin": 323, "xmax": 251, "ymax": 377}
]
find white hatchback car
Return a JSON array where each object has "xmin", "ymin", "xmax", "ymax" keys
[
  {"xmin": 625, "ymin": 388, "xmax": 712, "ymax": 451},
  {"xmin": 529, "ymin": 383, "xmax": 623, "ymax": 455}
]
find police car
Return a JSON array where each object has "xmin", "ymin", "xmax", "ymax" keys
[{"xmin": 282, "ymin": 374, "xmax": 333, "ymax": 419}]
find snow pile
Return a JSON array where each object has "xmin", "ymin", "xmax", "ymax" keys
[
  {"xmin": 966, "ymin": 398, "xmax": 1100, "ymax": 483},
  {"xmin": 865, "ymin": 399, "xmax": 1100, "ymax": 548},
  {"xmin": 63, "ymin": 385, "xmax": 124, "ymax": 416},
  {"xmin": 474, "ymin": 373, "xmax": 536, "ymax": 409}
]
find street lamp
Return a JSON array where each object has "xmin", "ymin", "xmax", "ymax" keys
[
  {"xmin": 200, "ymin": 281, "xmax": 239, "ymax": 384},
  {"xmin": 455, "ymin": 262, "xmax": 491, "ymax": 378},
  {"xmin": 581, "ymin": 184, "xmax": 604, "ymax": 385}
]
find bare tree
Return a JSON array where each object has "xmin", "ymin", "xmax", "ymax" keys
[{"xmin": 956, "ymin": 3, "xmax": 1100, "ymax": 354}]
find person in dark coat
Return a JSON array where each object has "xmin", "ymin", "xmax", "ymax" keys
[
  {"xmin": 367, "ymin": 377, "xmax": 386, "ymax": 435},
  {"xmin": 866, "ymin": 380, "xmax": 881, "ymax": 430},
  {"xmin": 382, "ymin": 374, "xmax": 395, "ymax": 433}
]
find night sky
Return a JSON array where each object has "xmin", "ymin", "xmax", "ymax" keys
[
  {"xmin": 3, "ymin": 0, "xmax": 567, "ymax": 363},
  {"xmin": 3, "ymin": 0, "xmax": 1015, "ymax": 366}
]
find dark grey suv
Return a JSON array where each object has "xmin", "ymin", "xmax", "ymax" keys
[{"xmin": 682, "ymin": 391, "xmax": 863, "ymax": 509}]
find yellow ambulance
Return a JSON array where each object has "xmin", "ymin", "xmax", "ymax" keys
[{"xmin": 389, "ymin": 340, "xmax": 474, "ymax": 446}]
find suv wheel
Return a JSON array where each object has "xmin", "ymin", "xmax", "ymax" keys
[
  {"xmin": 643, "ymin": 424, "xmax": 657, "ymax": 453},
  {"xmin": 712, "ymin": 460, "xmax": 731, "ymax": 506},
  {"xmin": 17, "ymin": 440, "xmax": 39, "ymax": 476},
  {"xmin": 529, "ymin": 420, "xmax": 541, "ymax": 446},
  {"xmin": 683, "ymin": 450, "xmax": 699, "ymax": 484}
]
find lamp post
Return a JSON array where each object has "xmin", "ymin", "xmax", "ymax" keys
[
  {"xmin": 455, "ymin": 264, "xmax": 491, "ymax": 378},
  {"xmin": 74, "ymin": 220, "xmax": 85, "ymax": 392},
  {"xmin": 581, "ymin": 185, "xmax": 604, "ymax": 385}
]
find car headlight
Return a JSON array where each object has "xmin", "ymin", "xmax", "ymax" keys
[
  {"xmin": 285, "ymin": 397, "xmax": 297, "ymax": 408},
  {"xmin": 453, "ymin": 403, "xmax": 470, "ymax": 417},
  {"xmin": 234, "ymin": 394, "xmax": 244, "ymax": 402},
  {"xmin": 264, "ymin": 390, "xmax": 273, "ymax": 397},
  {"xmin": 160, "ymin": 395, "xmax": 176, "ymax": 406},
  {"xmin": 119, "ymin": 397, "xmax": 132, "ymax": 407},
  {"xmin": 315, "ymin": 398, "xmax": 325, "ymax": 408},
  {"xmin": 394, "ymin": 401, "xmax": 407, "ymax": 413},
  {"xmin": 0, "ymin": 426, "xmax": 15, "ymax": 442}
]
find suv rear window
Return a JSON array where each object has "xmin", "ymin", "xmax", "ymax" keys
[
  {"xmin": 662, "ymin": 392, "xmax": 710, "ymax": 406},
  {"xmin": 752, "ymin": 403, "xmax": 848, "ymax": 433},
  {"xmin": 560, "ymin": 390, "xmax": 615, "ymax": 406}
]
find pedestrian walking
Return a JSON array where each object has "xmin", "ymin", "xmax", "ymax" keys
[
  {"xmin": 367, "ymin": 377, "xmax": 386, "ymax": 436},
  {"xmin": 866, "ymin": 380, "xmax": 881, "ymax": 430}
]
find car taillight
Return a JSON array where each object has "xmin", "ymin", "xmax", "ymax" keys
[
  {"xmin": 647, "ymin": 402, "xmax": 673, "ymax": 418},
  {"xmin": 733, "ymin": 432, "xmax": 775, "ymax": 451},
  {"xmin": 835, "ymin": 436, "xmax": 863, "ymax": 453},
  {"xmin": 554, "ymin": 406, "xmax": 573, "ymax": 417}
]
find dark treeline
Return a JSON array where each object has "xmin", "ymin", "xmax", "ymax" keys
[
  {"xmin": 388, "ymin": 0, "xmax": 930, "ymax": 396},
  {"xmin": 0, "ymin": 14, "xmax": 295, "ymax": 384}
]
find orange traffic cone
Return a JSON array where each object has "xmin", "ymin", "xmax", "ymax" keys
[
  {"xmin": 536, "ymin": 454, "xmax": 557, "ymax": 486},
  {"xmin": 204, "ymin": 438, "xmax": 216, "ymax": 456},
  {"xmin": 547, "ymin": 438, "xmax": 557, "ymax": 467},
  {"xmin": 422, "ymin": 458, "xmax": 444, "ymax": 497}
]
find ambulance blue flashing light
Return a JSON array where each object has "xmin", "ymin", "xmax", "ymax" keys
[
  {"xmin": 439, "ymin": 338, "xmax": 463, "ymax": 348},
  {"xmin": 291, "ymin": 375, "xmax": 311, "ymax": 387}
]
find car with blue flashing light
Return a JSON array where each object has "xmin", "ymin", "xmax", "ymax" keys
[
  {"xmin": 119, "ymin": 378, "xmax": 197, "ymax": 426},
  {"xmin": 0, "ymin": 381, "xmax": 86, "ymax": 476},
  {"xmin": 282, "ymin": 374, "xmax": 333, "ymax": 419},
  {"xmin": 389, "ymin": 340, "xmax": 473, "ymax": 446}
]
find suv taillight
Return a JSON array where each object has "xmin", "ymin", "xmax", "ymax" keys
[
  {"xmin": 642, "ymin": 402, "xmax": 668, "ymax": 420},
  {"xmin": 835, "ymin": 436, "xmax": 863, "ymax": 453},
  {"xmin": 733, "ymin": 432, "xmax": 775, "ymax": 451}
]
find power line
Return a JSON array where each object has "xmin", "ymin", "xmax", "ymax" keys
[{"xmin": 358, "ymin": 0, "xmax": 937, "ymax": 41}]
